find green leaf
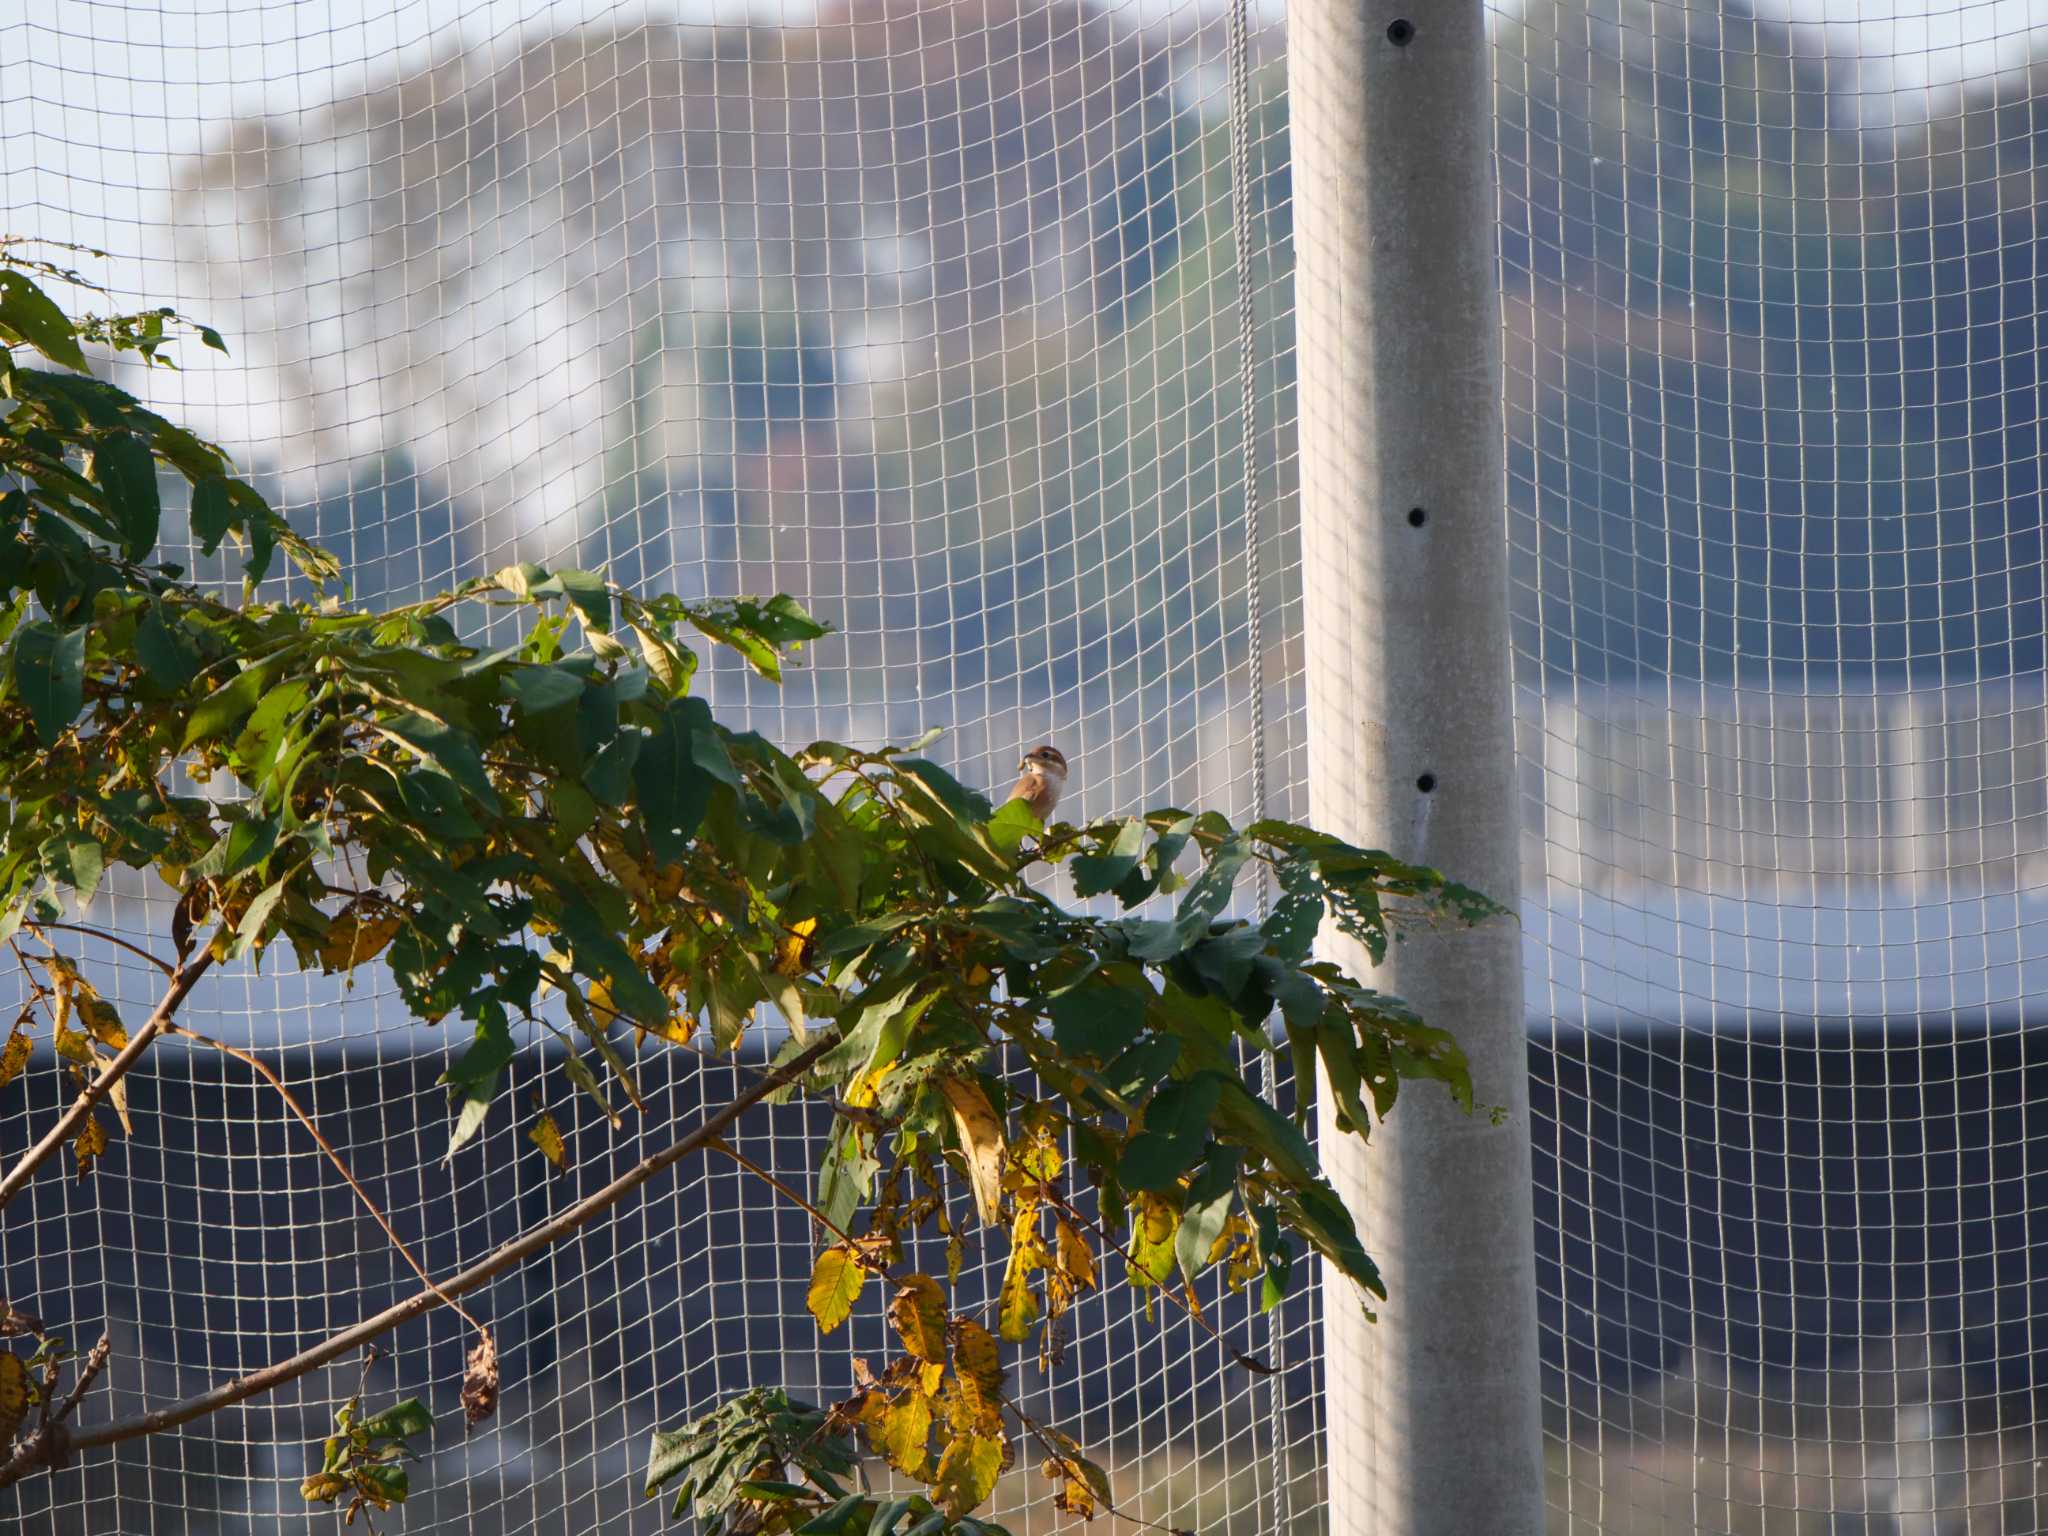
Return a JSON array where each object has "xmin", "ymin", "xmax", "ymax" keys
[
  {"xmin": 1214, "ymin": 1080, "xmax": 1318, "ymax": 1185},
  {"xmin": 1176, "ymin": 837, "xmax": 1249, "ymax": 939},
  {"xmin": 443, "ymin": 1092, "xmax": 494, "ymax": 1163},
  {"xmin": 359, "ymin": 1398, "xmax": 433, "ymax": 1442},
  {"xmin": 0, "ymin": 271, "xmax": 86, "ymax": 371},
  {"xmin": 379, "ymin": 715, "xmax": 496, "ymax": 807},
  {"xmin": 1261, "ymin": 858, "xmax": 1326, "ymax": 965},
  {"xmin": 1048, "ymin": 986, "xmax": 1147, "ymax": 1059},
  {"xmin": 501, "ymin": 664, "xmax": 585, "ymax": 714},
  {"xmin": 1118, "ymin": 1130, "xmax": 1205, "ymax": 1192},
  {"xmin": 13, "ymin": 621, "xmax": 85, "ymax": 745},
  {"xmin": 49, "ymin": 837, "xmax": 104, "ymax": 911},
  {"xmin": 134, "ymin": 604, "xmax": 201, "ymax": 688},
  {"xmin": 187, "ymin": 475, "xmax": 285, "ymax": 578},
  {"xmin": 90, "ymin": 432, "xmax": 160, "ymax": 559},
  {"xmin": 987, "ymin": 796, "xmax": 1041, "ymax": 857},
  {"xmin": 634, "ymin": 704, "xmax": 713, "ymax": 863},
  {"xmin": 191, "ymin": 815, "xmax": 280, "ymax": 881},
  {"xmin": 545, "ymin": 568, "xmax": 611, "ymax": 633},
  {"xmin": 1176, "ymin": 1146, "xmax": 1240, "ymax": 1284},
  {"xmin": 226, "ymin": 873, "xmax": 291, "ymax": 959},
  {"xmin": 182, "ymin": 651, "xmax": 294, "ymax": 748},
  {"xmin": 1072, "ymin": 818, "xmax": 1145, "ymax": 898},
  {"xmin": 896, "ymin": 758, "xmax": 994, "ymax": 825}
]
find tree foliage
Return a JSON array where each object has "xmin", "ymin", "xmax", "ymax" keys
[{"xmin": 0, "ymin": 244, "xmax": 1503, "ymax": 1529}]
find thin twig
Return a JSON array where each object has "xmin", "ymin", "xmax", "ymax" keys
[
  {"xmin": 1042, "ymin": 1189, "xmax": 1272, "ymax": 1375},
  {"xmin": 706, "ymin": 1135, "xmax": 858, "ymax": 1248},
  {"xmin": 998, "ymin": 1389, "xmax": 1185, "ymax": 1536},
  {"xmin": 51, "ymin": 1335, "xmax": 111, "ymax": 1425},
  {"xmin": 159, "ymin": 1022, "xmax": 490, "ymax": 1341},
  {"xmin": 23, "ymin": 922, "xmax": 175, "ymax": 979},
  {"xmin": 0, "ymin": 951, "xmax": 214, "ymax": 1211},
  {"xmin": 0, "ymin": 1034, "xmax": 835, "ymax": 1488}
]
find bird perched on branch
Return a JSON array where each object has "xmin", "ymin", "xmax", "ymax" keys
[{"xmin": 1004, "ymin": 745, "xmax": 1068, "ymax": 822}]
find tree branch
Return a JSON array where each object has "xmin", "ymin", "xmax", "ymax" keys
[
  {"xmin": 0, "ymin": 951, "xmax": 213, "ymax": 1211},
  {"xmin": 0, "ymin": 1033, "xmax": 834, "ymax": 1487},
  {"xmin": 24, "ymin": 922, "xmax": 175, "ymax": 979},
  {"xmin": 160, "ymin": 1022, "xmax": 490, "ymax": 1343}
]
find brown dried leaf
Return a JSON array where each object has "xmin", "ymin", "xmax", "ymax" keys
[
  {"xmin": 0, "ymin": 1352, "xmax": 25, "ymax": 1446},
  {"xmin": 0, "ymin": 1301, "xmax": 43, "ymax": 1338},
  {"xmin": 462, "ymin": 1333, "xmax": 500, "ymax": 1426},
  {"xmin": 0, "ymin": 1029, "xmax": 30, "ymax": 1090},
  {"xmin": 72, "ymin": 1113, "xmax": 107, "ymax": 1181}
]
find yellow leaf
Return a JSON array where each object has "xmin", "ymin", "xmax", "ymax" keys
[
  {"xmin": 1045, "ymin": 1441, "xmax": 1112, "ymax": 1521},
  {"xmin": 0, "ymin": 1029, "xmax": 30, "ymax": 1089},
  {"xmin": 106, "ymin": 1073, "xmax": 132, "ymax": 1137},
  {"xmin": 876, "ymin": 1390, "xmax": 932, "ymax": 1476},
  {"xmin": 77, "ymin": 994, "xmax": 126, "ymax": 1051},
  {"xmin": 998, "ymin": 1210, "xmax": 1046, "ymax": 1343},
  {"xmin": 1055, "ymin": 1217, "xmax": 1097, "ymax": 1295},
  {"xmin": 938, "ymin": 1076, "xmax": 1006, "ymax": 1229},
  {"xmin": 0, "ymin": 1353, "xmax": 26, "ymax": 1445},
  {"xmin": 888, "ymin": 1274, "xmax": 948, "ymax": 1363},
  {"xmin": 301, "ymin": 1472, "xmax": 348, "ymax": 1504},
  {"xmin": 595, "ymin": 839, "xmax": 651, "ymax": 905},
  {"xmin": 774, "ymin": 917, "xmax": 817, "ymax": 980},
  {"xmin": 1018, "ymin": 1119, "xmax": 1064, "ymax": 1186},
  {"xmin": 73, "ymin": 1113, "xmax": 107, "ymax": 1180},
  {"xmin": 808, "ymin": 1245, "xmax": 867, "ymax": 1335},
  {"xmin": 952, "ymin": 1319, "xmax": 1005, "ymax": 1432},
  {"xmin": 53, "ymin": 1024, "xmax": 94, "ymax": 1065},
  {"xmin": 963, "ymin": 962, "xmax": 992, "ymax": 988},
  {"xmin": 946, "ymin": 1235, "xmax": 965, "ymax": 1286},
  {"xmin": 933, "ymin": 1432, "xmax": 1005, "ymax": 1518},
  {"xmin": 845, "ymin": 1060, "xmax": 893, "ymax": 1111},
  {"xmin": 1126, "ymin": 1192, "xmax": 1179, "ymax": 1290},
  {"xmin": 917, "ymin": 1359, "xmax": 945, "ymax": 1397},
  {"xmin": 317, "ymin": 910, "xmax": 400, "ymax": 972},
  {"xmin": 528, "ymin": 1112, "xmax": 567, "ymax": 1169}
]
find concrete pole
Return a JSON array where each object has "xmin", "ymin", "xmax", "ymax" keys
[{"xmin": 1286, "ymin": 5, "xmax": 1545, "ymax": 1535}]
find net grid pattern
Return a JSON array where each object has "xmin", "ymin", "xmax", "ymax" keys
[
  {"xmin": 1496, "ymin": 2, "xmax": 2048, "ymax": 1534},
  {"xmin": 1, "ymin": 1, "xmax": 1310, "ymax": 1534},
  {"xmin": 14, "ymin": 0, "xmax": 2048, "ymax": 1533}
]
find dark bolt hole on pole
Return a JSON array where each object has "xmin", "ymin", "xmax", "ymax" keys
[{"xmin": 1386, "ymin": 17, "xmax": 1415, "ymax": 46}]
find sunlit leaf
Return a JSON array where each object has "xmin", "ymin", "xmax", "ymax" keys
[
  {"xmin": 807, "ymin": 1245, "xmax": 866, "ymax": 1336},
  {"xmin": 932, "ymin": 1432, "xmax": 1004, "ymax": 1518},
  {"xmin": 528, "ymin": 1112, "xmax": 567, "ymax": 1169},
  {"xmin": 887, "ymin": 1275, "xmax": 947, "ymax": 1363},
  {"xmin": 937, "ymin": 1076, "xmax": 1006, "ymax": 1229}
]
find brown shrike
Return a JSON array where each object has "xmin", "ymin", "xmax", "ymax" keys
[{"xmin": 1004, "ymin": 745, "xmax": 1068, "ymax": 821}]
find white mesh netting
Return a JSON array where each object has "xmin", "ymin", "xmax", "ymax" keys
[
  {"xmin": 1497, "ymin": 3, "xmax": 2048, "ymax": 1531},
  {"xmin": 0, "ymin": 0, "xmax": 1309, "ymax": 1533},
  {"xmin": 11, "ymin": 0, "xmax": 2045, "ymax": 1532}
]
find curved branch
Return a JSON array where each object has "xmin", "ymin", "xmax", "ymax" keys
[
  {"xmin": 0, "ymin": 1033, "xmax": 834, "ymax": 1486},
  {"xmin": 0, "ymin": 951, "xmax": 214, "ymax": 1211}
]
